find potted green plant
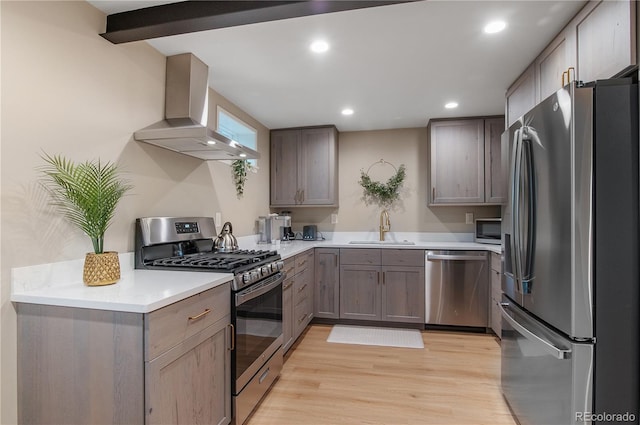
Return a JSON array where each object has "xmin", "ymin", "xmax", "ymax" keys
[
  {"xmin": 39, "ymin": 153, "xmax": 133, "ymax": 286},
  {"xmin": 231, "ymin": 159, "xmax": 253, "ymax": 198}
]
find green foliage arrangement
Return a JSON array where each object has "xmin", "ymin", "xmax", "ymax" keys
[
  {"xmin": 232, "ymin": 159, "xmax": 253, "ymax": 198},
  {"xmin": 38, "ymin": 153, "xmax": 133, "ymax": 254},
  {"xmin": 359, "ymin": 164, "xmax": 406, "ymax": 206}
]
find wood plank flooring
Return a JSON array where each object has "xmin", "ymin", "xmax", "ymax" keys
[{"xmin": 246, "ymin": 324, "xmax": 516, "ymax": 425}]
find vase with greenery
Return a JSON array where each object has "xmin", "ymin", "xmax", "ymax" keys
[
  {"xmin": 231, "ymin": 159, "xmax": 253, "ymax": 198},
  {"xmin": 39, "ymin": 153, "xmax": 133, "ymax": 286}
]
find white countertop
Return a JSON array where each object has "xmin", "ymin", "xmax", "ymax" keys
[
  {"xmin": 241, "ymin": 232, "xmax": 503, "ymax": 260},
  {"xmin": 11, "ymin": 232, "xmax": 501, "ymax": 313},
  {"xmin": 11, "ymin": 253, "xmax": 233, "ymax": 313}
]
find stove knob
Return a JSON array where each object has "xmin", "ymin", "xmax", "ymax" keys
[
  {"xmin": 251, "ymin": 270, "xmax": 260, "ymax": 281},
  {"xmin": 275, "ymin": 261, "xmax": 284, "ymax": 271},
  {"xmin": 261, "ymin": 266, "xmax": 270, "ymax": 276},
  {"xmin": 242, "ymin": 272, "xmax": 251, "ymax": 283}
]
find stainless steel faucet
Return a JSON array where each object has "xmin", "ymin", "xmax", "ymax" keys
[{"xmin": 379, "ymin": 210, "xmax": 391, "ymax": 241}]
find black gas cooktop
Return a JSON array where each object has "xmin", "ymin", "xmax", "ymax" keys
[{"xmin": 150, "ymin": 249, "xmax": 279, "ymax": 273}]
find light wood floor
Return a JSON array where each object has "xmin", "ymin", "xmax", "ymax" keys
[{"xmin": 246, "ymin": 324, "xmax": 516, "ymax": 425}]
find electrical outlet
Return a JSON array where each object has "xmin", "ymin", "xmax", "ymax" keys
[
  {"xmin": 331, "ymin": 213, "xmax": 338, "ymax": 224},
  {"xmin": 465, "ymin": 212, "xmax": 474, "ymax": 225},
  {"xmin": 215, "ymin": 212, "xmax": 222, "ymax": 226}
]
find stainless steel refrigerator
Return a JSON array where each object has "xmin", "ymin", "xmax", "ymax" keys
[{"xmin": 501, "ymin": 79, "xmax": 639, "ymax": 425}]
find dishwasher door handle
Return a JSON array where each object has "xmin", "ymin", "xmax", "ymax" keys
[{"xmin": 426, "ymin": 253, "xmax": 487, "ymax": 261}]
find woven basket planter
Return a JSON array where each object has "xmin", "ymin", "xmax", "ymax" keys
[{"xmin": 83, "ymin": 252, "xmax": 120, "ymax": 286}]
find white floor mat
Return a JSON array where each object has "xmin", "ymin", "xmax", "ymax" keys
[{"xmin": 327, "ymin": 325, "xmax": 424, "ymax": 349}]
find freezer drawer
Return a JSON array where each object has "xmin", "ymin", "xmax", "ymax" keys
[
  {"xmin": 425, "ymin": 250, "xmax": 488, "ymax": 327},
  {"xmin": 500, "ymin": 296, "xmax": 593, "ymax": 425}
]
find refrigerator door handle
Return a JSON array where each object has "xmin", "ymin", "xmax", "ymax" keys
[
  {"xmin": 499, "ymin": 302, "xmax": 571, "ymax": 360},
  {"xmin": 510, "ymin": 128, "xmax": 523, "ymax": 285},
  {"xmin": 520, "ymin": 132, "xmax": 536, "ymax": 294}
]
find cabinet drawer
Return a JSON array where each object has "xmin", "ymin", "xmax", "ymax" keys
[
  {"xmin": 295, "ymin": 250, "xmax": 313, "ymax": 274},
  {"xmin": 146, "ymin": 283, "xmax": 231, "ymax": 360},
  {"xmin": 381, "ymin": 249, "xmax": 425, "ymax": 267},
  {"xmin": 490, "ymin": 252, "xmax": 502, "ymax": 273},
  {"xmin": 293, "ymin": 298, "xmax": 311, "ymax": 337},
  {"xmin": 283, "ymin": 257, "xmax": 296, "ymax": 277},
  {"xmin": 340, "ymin": 248, "xmax": 381, "ymax": 265},
  {"xmin": 293, "ymin": 279, "xmax": 310, "ymax": 307}
]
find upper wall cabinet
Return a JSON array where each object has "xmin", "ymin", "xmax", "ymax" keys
[
  {"xmin": 505, "ymin": 66, "xmax": 537, "ymax": 128},
  {"xmin": 575, "ymin": 0, "xmax": 636, "ymax": 83},
  {"xmin": 506, "ymin": 0, "xmax": 636, "ymax": 126},
  {"xmin": 270, "ymin": 126, "xmax": 339, "ymax": 207},
  {"xmin": 428, "ymin": 117, "xmax": 504, "ymax": 206}
]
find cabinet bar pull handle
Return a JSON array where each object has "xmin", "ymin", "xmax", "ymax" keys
[
  {"xmin": 259, "ymin": 367, "xmax": 270, "ymax": 384},
  {"xmin": 228, "ymin": 324, "xmax": 235, "ymax": 351},
  {"xmin": 298, "ymin": 314, "xmax": 306, "ymax": 324},
  {"xmin": 298, "ymin": 283, "xmax": 308, "ymax": 292},
  {"xmin": 432, "ymin": 187, "xmax": 435, "ymax": 201},
  {"xmin": 188, "ymin": 308, "xmax": 211, "ymax": 321},
  {"xmin": 382, "ymin": 272, "xmax": 386, "ymax": 284}
]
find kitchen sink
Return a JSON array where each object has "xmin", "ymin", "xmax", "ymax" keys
[{"xmin": 348, "ymin": 240, "xmax": 415, "ymax": 245}]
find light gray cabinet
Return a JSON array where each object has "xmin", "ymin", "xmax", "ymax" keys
[
  {"xmin": 429, "ymin": 118, "xmax": 504, "ymax": 205},
  {"xmin": 282, "ymin": 250, "xmax": 314, "ymax": 353},
  {"xmin": 339, "ymin": 249, "xmax": 425, "ymax": 324},
  {"xmin": 484, "ymin": 118, "xmax": 505, "ymax": 204},
  {"xmin": 282, "ymin": 258, "xmax": 295, "ymax": 352},
  {"xmin": 489, "ymin": 252, "xmax": 502, "ymax": 338},
  {"xmin": 506, "ymin": 65, "xmax": 536, "ymax": 127},
  {"xmin": 293, "ymin": 249, "xmax": 314, "ymax": 340},
  {"xmin": 270, "ymin": 126, "xmax": 338, "ymax": 207},
  {"xmin": 314, "ymin": 248, "xmax": 340, "ymax": 319},
  {"xmin": 340, "ymin": 264, "xmax": 380, "ymax": 320},
  {"xmin": 536, "ymin": 30, "xmax": 572, "ymax": 103},
  {"xmin": 506, "ymin": 0, "xmax": 636, "ymax": 126},
  {"xmin": 17, "ymin": 283, "xmax": 232, "ymax": 425},
  {"xmin": 576, "ymin": 0, "xmax": 636, "ymax": 83}
]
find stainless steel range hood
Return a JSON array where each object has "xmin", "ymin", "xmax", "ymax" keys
[{"xmin": 134, "ymin": 53, "xmax": 259, "ymax": 160}]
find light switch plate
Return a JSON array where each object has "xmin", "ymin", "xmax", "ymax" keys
[
  {"xmin": 215, "ymin": 212, "xmax": 222, "ymax": 226},
  {"xmin": 331, "ymin": 214, "xmax": 338, "ymax": 224},
  {"xmin": 465, "ymin": 212, "xmax": 474, "ymax": 225}
]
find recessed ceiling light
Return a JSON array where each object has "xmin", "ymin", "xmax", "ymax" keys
[
  {"xmin": 341, "ymin": 108, "xmax": 354, "ymax": 116},
  {"xmin": 310, "ymin": 40, "xmax": 329, "ymax": 53},
  {"xmin": 445, "ymin": 102, "xmax": 458, "ymax": 109},
  {"xmin": 239, "ymin": 153, "xmax": 247, "ymax": 158},
  {"xmin": 207, "ymin": 140, "xmax": 216, "ymax": 145},
  {"xmin": 484, "ymin": 20, "xmax": 506, "ymax": 34}
]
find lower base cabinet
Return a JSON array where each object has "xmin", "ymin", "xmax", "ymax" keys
[
  {"xmin": 17, "ymin": 283, "xmax": 232, "ymax": 425},
  {"xmin": 282, "ymin": 249, "xmax": 315, "ymax": 353},
  {"xmin": 339, "ymin": 249, "xmax": 425, "ymax": 324},
  {"xmin": 314, "ymin": 248, "xmax": 340, "ymax": 319},
  {"xmin": 489, "ymin": 252, "xmax": 502, "ymax": 338}
]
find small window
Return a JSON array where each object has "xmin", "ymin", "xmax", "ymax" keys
[{"xmin": 217, "ymin": 106, "xmax": 258, "ymax": 166}]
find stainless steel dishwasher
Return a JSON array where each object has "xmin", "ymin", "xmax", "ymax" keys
[{"xmin": 425, "ymin": 250, "xmax": 489, "ymax": 327}]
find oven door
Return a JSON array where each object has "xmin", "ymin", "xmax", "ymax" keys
[{"xmin": 233, "ymin": 272, "xmax": 284, "ymax": 394}]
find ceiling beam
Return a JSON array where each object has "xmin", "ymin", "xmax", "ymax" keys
[{"xmin": 101, "ymin": 0, "xmax": 412, "ymax": 44}]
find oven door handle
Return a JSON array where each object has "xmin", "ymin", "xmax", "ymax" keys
[{"xmin": 235, "ymin": 273, "xmax": 284, "ymax": 306}]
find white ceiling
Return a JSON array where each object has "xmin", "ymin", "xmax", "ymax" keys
[{"xmin": 88, "ymin": 1, "xmax": 586, "ymax": 132}]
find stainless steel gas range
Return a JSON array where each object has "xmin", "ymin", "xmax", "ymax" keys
[{"xmin": 135, "ymin": 216, "xmax": 284, "ymax": 425}]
